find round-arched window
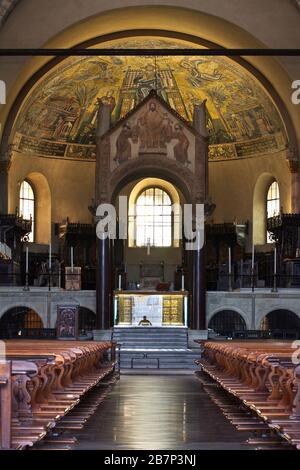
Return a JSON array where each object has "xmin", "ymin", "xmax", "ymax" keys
[
  {"xmin": 135, "ymin": 187, "xmax": 172, "ymax": 247},
  {"xmin": 267, "ymin": 181, "xmax": 280, "ymax": 243},
  {"xmin": 19, "ymin": 180, "xmax": 35, "ymax": 242}
]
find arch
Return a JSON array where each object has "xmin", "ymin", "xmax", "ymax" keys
[
  {"xmin": 78, "ymin": 307, "xmax": 96, "ymax": 333},
  {"xmin": 1, "ymin": 7, "xmax": 298, "ymax": 165},
  {"xmin": 16, "ymin": 172, "xmax": 51, "ymax": 244},
  {"xmin": 259, "ymin": 309, "xmax": 300, "ymax": 335},
  {"xmin": 0, "ymin": 302, "xmax": 44, "ymax": 320},
  {"xmin": 128, "ymin": 178, "xmax": 181, "ymax": 248},
  {"xmin": 0, "ymin": 306, "xmax": 44, "ymax": 339},
  {"xmin": 0, "ymin": 0, "xmax": 20, "ymax": 29},
  {"xmin": 111, "ymin": 160, "xmax": 193, "ymax": 206},
  {"xmin": 208, "ymin": 306, "xmax": 250, "ymax": 327},
  {"xmin": 208, "ymin": 309, "xmax": 247, "ymax": 335},
  {"xmin": 253, "ymin": 173, "xmax": 278, "ymax": 245}
]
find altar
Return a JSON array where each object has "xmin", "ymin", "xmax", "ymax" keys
[{"xmin": 113, "ymin": 291, "xmax": 188, "ymax": 327}]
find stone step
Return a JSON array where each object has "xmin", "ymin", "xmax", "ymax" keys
[
  {"xmin": 112, "ymin": 326, "xmax": 199, "ymax": 369},
  {"xmin": 118, "ymin": 348, "xmax": 200, "ymax": 369},
  {"xmin": 119, "ymin": 364, "xmax": 198, "ymax": 370},
  {"xmin": 119, "ymin": 348, "xmax": 199, "ymax": 352},
  {"xmin": 118, "ymin": 342, "xmax": 186, "ymax": 349},
  {"xmin": 119, "ymin": 358, "xmax": 200, "ymax": 365},
  {"xmin": 119, "ymin": 358, "xmax": 199, "ymax": 369},
  {"xmin": 113, "ymin": 334, "xmax": 188, "ymax": 340},
  {"xmin": 113, "ymin": 332, "xmax": 187, "ymax": 337},
  {"xmin": 116, "ymin": 337, "xmax": 188, "ymax": 342},
  {"xmin": 113, "ymin": 329, "xmax": 187, "ymax": 336}
]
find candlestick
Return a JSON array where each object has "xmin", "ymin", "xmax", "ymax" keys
[
  {"xmin": 274, "ymin": 246, "xmax": 277, "ymax": 275},
  {"xmin": 147, "ymin": 238, "xmax": 151, "ymax": 256},
  {"xmin": 118, "ymin": 274, "xmax": 122, "ymax": 290},
  {"xmin": 251, "ymin": 244, "xmax": 255, "ymax": 270},
  {"xmin": 181, "ymin": 273, "xmax": 185, "ymax": 291},
  {"xmin": 71, "ymin": 246, "xmax": 74, "ymax": 271},
  {"xmin": 49, "ymin": 244, "xmax": 52, "ymax": 270},
  {"xmin": 228, "ymin": 246, "xmax": 232, "ymax": 274},
  {"xmin": 26, "ymin": 246, "xmax": 29, "ymax": 273},
  {"xmin": 23, "ymin": 245, "xmax": 30, "ymax": 291}
]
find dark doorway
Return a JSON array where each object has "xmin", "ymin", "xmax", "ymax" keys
[
  {"xmin": 208, "ymin": 310, "xmax": 246, "ymax": 336},
  {"xmin": 78, "ymin": 307, "xmax": 96, "ymax": 334},
  {"xmin": 260, "ymin": 309, "xmax": 300, "ymax": 338},
  {"xmin": 0, "ymin": 307, "xmax": 43, "ymax": 339}
]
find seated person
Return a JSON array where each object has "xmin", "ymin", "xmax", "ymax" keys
[{"xmin": 138, "ymin": 315, "xmax": 152, "ymax": 326}]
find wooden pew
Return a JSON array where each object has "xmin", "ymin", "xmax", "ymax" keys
[
  {"xmin": 197, "ymin": 340, "xmax": 300, "ymax": 448},
  {"xmin": 0, "ymin": 340, "xmax": 116, "ymax": 449},
  {"xmin": 0, "ymin": 361, "xmax": 12, "ymax": 449}
]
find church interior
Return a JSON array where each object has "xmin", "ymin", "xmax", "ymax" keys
[{"xmin": 0, "ymin": 0, "xmax": 300, "ymax": 453}]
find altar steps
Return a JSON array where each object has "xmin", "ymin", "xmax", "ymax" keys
[
  {"xmin": 113, "ymin": 327, "xmax": 188, "ymax": 348},
  {"xmin": 112, "ymin": 327, "xmax": 201, "ymax": 370}
]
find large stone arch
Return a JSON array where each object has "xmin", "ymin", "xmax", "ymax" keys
[
  {"xmin": 259, "ymin": 308, "xmax": 300, "ymax": 331},
  {"xmin": 0, "ymin": 0, "xmax": 20, "ymax": 29},
  {"xmin": 208, "ymin": 306, "xmax": 251, "ymax": 329},
  {"xmin": 256, "ymin": 304, "xmax": 300, "ymax": 329},
  {"xmin": 1, "ymin": 6, "xmax": 298, "ymax": 162},
  {"xmin": 0, "ymin": 304, "xmax": 44, "ymax": 338},
  {"xmin": 0, "ymin": 301, "xmax": 45, "ymax": 320},
  {"xmin": 208, "ymin": 308, "xmax": 248, "ymax": 333},
  {"xmin": 78, "ymin": 306, "xmax": 96, "ymax": 333},
  {"xmin": 110, "ymin": 157, "xmax": 195, "ymax": 206}
]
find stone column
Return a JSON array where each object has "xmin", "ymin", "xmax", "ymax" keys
[
  {"xmin": 287, "ymin": 147, "xmax": 300, "ymax": 213},
  {"xmin": 0, "ymin": 160, "xmax": 11, "ymax": 214},
  {"xmin": 96, "ymin": 236, "xmax": 112, "ymax": 329},
  {"xmin": 289, "ymin": 162, "xmax": 300, "ymax": 213},
  {"xmin": 191, "ymin": 100, "xmax": 209, "ymax": 330},
  {"xmin": 95, "ymin": 99, "xmax": 113, "ymax": 330},
  {"xmin": 191, "ymin": 240, "xmax": 206, "ymax": 330}
]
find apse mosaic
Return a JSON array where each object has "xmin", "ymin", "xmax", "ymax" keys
[{"xmin": 13, "ymin": 37, "xmax": 287, "ymax": 162}]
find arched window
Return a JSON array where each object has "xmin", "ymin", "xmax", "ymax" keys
[
  {"xmin": 266, "ymin": 181, "xmax": 280, "ymax": 243},
  {"xmin": 19, "ymin": 181, "xmax": 35, "ymax": 242},
  {"xmin": 135, "ymin": 187, "xmax": 172, "ymax": 247}
]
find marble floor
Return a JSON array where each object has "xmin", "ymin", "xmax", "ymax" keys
[{"xmin": 75, "ymin": 374, "xmax": 249, "ymax": 450}]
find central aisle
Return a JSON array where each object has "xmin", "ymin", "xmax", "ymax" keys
[{"xmin": 75, "ymin": 374, "xmax": 248, "ymax": 450}]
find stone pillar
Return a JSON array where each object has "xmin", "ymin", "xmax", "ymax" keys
[
  {"xmin": 95, "ymin": 98, "xmax": 113, "ymax": 330},
  {"xmin": 191, "ymin": 243, "xmax": 206, "ymax": 330},
  {"xmin": 289, "ymin": 162, "xmax": 300, "ymax": 213},
  {"xmin": 0, "ymin": 160, "xmax": 11, "ymax": 214},
  {"xmin": 96, "ymin": 99, "xmax": 111, "ymax": 138},
  {"xmin": 96, "ymin": 236, "xmax": 112, "ymax": 329},
  {"xmin": 191, "ymin": 100, "xmax": 209, "ymax": 330},
  {"xmin": 287, "ymin": 147, "xmax": 300, "ymax": 213},
  {"xmin": 193, "ymin": 99, "xmax": 209, "ymax": 139}
]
